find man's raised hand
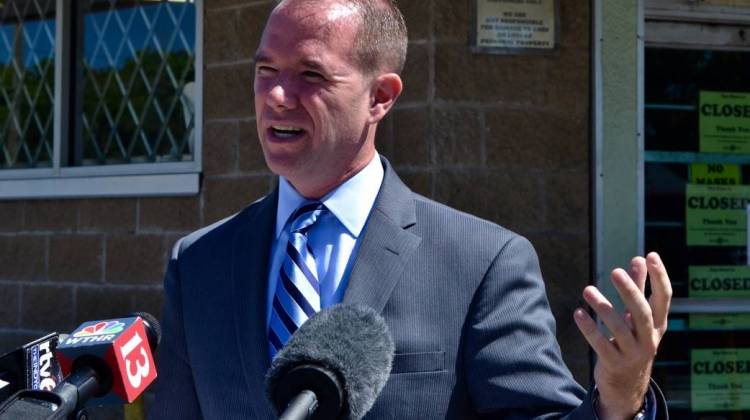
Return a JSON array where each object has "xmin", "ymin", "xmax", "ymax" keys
[{"xmin": 573, "ymin": 252, "xmax": 672, "ymax": 420}]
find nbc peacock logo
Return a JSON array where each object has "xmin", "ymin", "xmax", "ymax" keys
[{"xmin": 73, "ymin": 320, "xmax": 126, "ymax": 338}]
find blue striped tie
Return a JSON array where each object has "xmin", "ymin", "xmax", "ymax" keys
[{"xmin": 268, "ymin": 202, "xmax": 327, "ymax": 359}]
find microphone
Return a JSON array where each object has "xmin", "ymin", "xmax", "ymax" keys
[
  {"xmin": 265, "ymin": 304, "xmax": 394, "ymax": 420},
  {"xmin": 0, "ymin": 333, "xmax": 63, "ymax": 402},
  {"xmin": 0, "ymin": 313, "xmax": 160, "ymax": 419}
]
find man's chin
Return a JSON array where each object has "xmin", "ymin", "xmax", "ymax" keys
[{"xmin": 263, "ymin": 154, "xmax": 306, "ymax": 179}]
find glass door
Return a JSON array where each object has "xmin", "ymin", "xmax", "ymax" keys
[{"xmin": 645, "ymin": 4, "xmax": 750, "ymax": 418}]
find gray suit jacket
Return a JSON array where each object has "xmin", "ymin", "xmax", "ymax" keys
[{"xmin": 149, "ymin": 157, "xmax": 648, "ymax": 419}]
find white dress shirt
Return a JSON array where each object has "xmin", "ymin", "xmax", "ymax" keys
[{"xmin": 265, "ymin": 154, "xmax": 384, "ymax": 326}]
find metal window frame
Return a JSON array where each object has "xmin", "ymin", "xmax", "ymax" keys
[
  {"xmin": 0, "ymin": 0, "xmax": 203, "ymax": 199},
  {"xmin": 645, "ymin": 19, "xmax": 750, "ymax": 51},
  {"xmin": 645, "ymin": 0, "xmax": 750, "ymax": 25},
  {"xmin": 593, "ymin": 0, "xmax": 644, "ymax": 309}
]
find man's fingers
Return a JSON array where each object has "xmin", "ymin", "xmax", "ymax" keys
[
  {"xmin": 646, "ymin": 252, "xmax": 672, "ymax": 329},
  {"xmin": 624, "ymin": 312, "xmax": 634, "ymax": 330},
  {"xmin": 630, "ymin": 256, "xmax": 647, "ymax": 294},
  {"xmin": 582, "ymin": 285, "xmax": 637, "ymax": 350},
  {"xmin": 610, "ymin": 268, "xmax": 654, "ymax": 338},
  {"xmin": 574, "ymin": 308, "xmax": 617, "ymax": 361}
]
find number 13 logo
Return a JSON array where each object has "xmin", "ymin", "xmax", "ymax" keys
[{"xmin": 120, "ymin": 332, "xmax": 151, "ymax": 389}]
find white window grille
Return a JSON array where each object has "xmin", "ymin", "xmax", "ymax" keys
[{"xmin": 0, "ymin": 0, "xmax": 203, "ymax": 199}]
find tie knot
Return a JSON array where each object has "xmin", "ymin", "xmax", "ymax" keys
[{"xmin": 289, "ymin": 202, "xmax": 327, "ymax": 234}]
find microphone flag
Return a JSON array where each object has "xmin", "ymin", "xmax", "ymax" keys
[{"xmin": 56, "ymin": 316, "xmax": 157, "ymax": 407}]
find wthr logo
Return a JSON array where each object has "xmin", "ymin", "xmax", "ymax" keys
[{"xmin": 73, "ymin": 321, "xmax": 125, "ymax": 338}]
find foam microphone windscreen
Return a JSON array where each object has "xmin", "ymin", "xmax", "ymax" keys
[{"xmin": 265, "ymin": 304, "xmax": 395, "ymax": 420}]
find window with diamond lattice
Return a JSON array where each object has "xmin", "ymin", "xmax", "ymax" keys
[
  {"xmin": 0, "ymin": 0, "xmax": 201, "ymax": 198},
  {"xmin": 0, "ymin": 0, "xmax": 55, "ymax": 169},
  {"xmin": 77, "ymin": 0, "xmax": 196, "ymax": 166}
]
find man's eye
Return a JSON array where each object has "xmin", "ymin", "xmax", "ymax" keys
[
  {"xmin": 256, "ymin": 66, "xmax": 276, "ymax": 76},
  {"xmin": 302, "ymin": 71, "xmax": 325, "ymax": 81}
]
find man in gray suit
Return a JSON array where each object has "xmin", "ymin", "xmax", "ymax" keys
[{"xmin": 150, "ymin": 0, "xmax": 672, "ymax": 418}]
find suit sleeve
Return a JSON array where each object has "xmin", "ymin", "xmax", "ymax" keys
[
  {"xmin": 463, "ymin": 235, "xmax": 596, "ymax": 419},
  {"xmin": 147, "ymin": 256, "xmax": 204, "ymax": 420}
]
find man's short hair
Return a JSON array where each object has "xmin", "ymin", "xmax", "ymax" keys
[
  {"xmin": 352, "ymin": 0, "xmax": 408, "ymax": 74},
  {"xmin": 276, "ymin": 0, "xmax": 408, "ymax": 74}
]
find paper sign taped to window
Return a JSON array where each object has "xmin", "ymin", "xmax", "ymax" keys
[
  {"xmin": 690, "ymin": 313, "xmax": 750, "ymax": 330},
  {"xmin": 686, "ymin": 184, "xmax": 750, "ymax": 246},
  {"xmin": 688, "ymin": 266, "xmax": 750, "ymax": 298},
  {"xmin": 691, "ymin": 163, "xmax": 741, "ymax": 185},
  {"xmin": 691, "ymin": 348, "xmax": 750, "ymax": 412},
  {"xmin": 699, "ymin": 91, "xmax": 750, "ymax": 154}
]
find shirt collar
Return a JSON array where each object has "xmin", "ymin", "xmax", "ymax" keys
[{"xmin": 275, "ymin": 154, "xmax": 384, "ymax": 238}]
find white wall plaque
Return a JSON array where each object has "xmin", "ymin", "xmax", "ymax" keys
[{"xmin": 472, "ymin": 0, "xmax": 559, "ymax": 54}]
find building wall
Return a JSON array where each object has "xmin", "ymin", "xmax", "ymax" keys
[{"xmin": 0, "ymin": 0, "xmax": 592, "ymax": 399}]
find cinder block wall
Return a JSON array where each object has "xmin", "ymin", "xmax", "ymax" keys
[{"xmin": 0, "ymin": 0, "xmax": 591, "ymax": 394}]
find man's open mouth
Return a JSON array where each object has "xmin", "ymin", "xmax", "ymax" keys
[{"xmin": 271, "ymin": 125, "xmax": 305, "ymax": 139}]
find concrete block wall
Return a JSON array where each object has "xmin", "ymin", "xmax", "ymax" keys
[
  {"xmin": 384, "ymin": 0, "xmax": 592, "ymax": 382},
  {"xmin": 0, "ymin": 0, "xmax": 592, "ymax": 406}
]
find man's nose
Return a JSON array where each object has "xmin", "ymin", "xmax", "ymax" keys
[{"xmin": 266, "ymin": 78, "xmax": 298, "ymax": 110}]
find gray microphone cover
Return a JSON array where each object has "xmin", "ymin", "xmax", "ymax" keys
[{"xmin": 265, "ymin": 304, "xmax": 395, "ymax": 420}]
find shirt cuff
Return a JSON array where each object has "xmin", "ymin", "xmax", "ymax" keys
[
  {"xmin": 591, "ymin": 384, "xmax": 658, "ymax": 420},
  {"xmin": 641, "ymin": 385, "xmax": 658, "ymax": 420}
]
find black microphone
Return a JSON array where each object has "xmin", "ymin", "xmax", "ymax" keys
[
  {"xmin": 0, "ymin": 313, "xmax": 161, "ymax": 420},
  {"xmin": 265, "ymin": 304, "xmax": 394, "ymax": 420},
  {"xmin": 0, "ymin": 334, "xmax": 63, "ymax": 403}
]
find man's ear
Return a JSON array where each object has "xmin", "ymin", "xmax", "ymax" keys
[{"xmin": 368, "ymin": 73, "xmax": 403, "ymax": 123}]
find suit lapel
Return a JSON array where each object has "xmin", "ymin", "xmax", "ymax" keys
[
  {"xmin": 343, "ymin": 158, "xmax": 421, "ymax": 313},
  {"xmin": 231, "ymin": 190, "xmax": 277, "ymax": 415}
]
